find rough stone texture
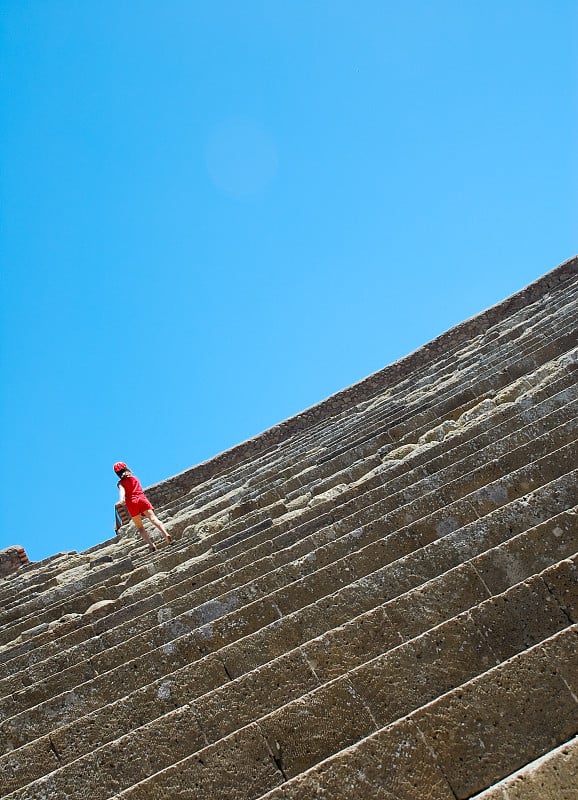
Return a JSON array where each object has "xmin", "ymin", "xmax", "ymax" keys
[
  {"xmin": 349, "ymin": 615, "xmax": 497, "ymax": 728},
  {"xmin": 1, "ymin": 257, "xmax": 577, "ymax": 800},
  {"xmin": 542, "ymin": 553, "xmax": 578, "ymax": 623},
  {"xmin": 258, "ymin": 677, "xmax": 376, "ymax": 778},
  {"xmin": 472, "ymin": 735, "xmax": 578, "ymax": 800},
  {"xmin": 259, "ymin": 718, "xmax": 456, "ymax": 800},
  {"xmin": 115, "ymin": 724, "xmax": 284, "ymax": 800},
  {"xmin": 0, "ymin": 546, "xmax": 29, "ymax": 577},
  {"xmin": 413, "ymin": 626, "xmax": 578, "ymax": 799},
  {"xmin": 190, "ymin": 650, "xmax": 320, "ymax": 744},
  {"xmin": 467, "ymin": 573, "xmax": 571, "ymax": 661}
]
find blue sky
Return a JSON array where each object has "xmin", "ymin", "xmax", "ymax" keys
[{"xmin": 1, "ymin": 1, "xmax": 576, "ymax": 561}]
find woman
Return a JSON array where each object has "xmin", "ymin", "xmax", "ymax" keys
[{"xmin": 113, "ymin": 462, "xmax": 171, "ymax": 551}]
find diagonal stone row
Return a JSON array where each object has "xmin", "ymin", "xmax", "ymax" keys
[{"xmin": 0, "ymin": 256, "xmax": 576, "ymax": 799}]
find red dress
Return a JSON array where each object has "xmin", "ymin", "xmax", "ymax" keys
[{"xmin": 119, "ymin": 475, "xmax": 153, "ymax": 517}]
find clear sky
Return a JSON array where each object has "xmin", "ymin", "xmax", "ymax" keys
[{"xmin": 1, "ymin": 1, "xmax": 576, "ymax": 562}]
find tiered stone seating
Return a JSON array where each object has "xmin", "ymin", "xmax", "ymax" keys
[{"xmin": 0, "ymin": 256, "xmax": 576, "ymax": 800}]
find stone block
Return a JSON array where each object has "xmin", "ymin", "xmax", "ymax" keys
[
  {"xmin": 50, "ymin": 654, "xmax": 228, "ymax": 764},
  {"xmin": 92, "ymin": 592, "xmax": 165, "ymax": 638},
  {"xmin": 260, "ymin": 716, "xmax": 456, "ymax": 800},
  {"xmin": 406, "ymin": 497, "xmax": 477, "ymax": 545},
  {"xmin": 194, "ymin": 597, "xmax": 281, "ymax": 656},
  {"xmin": 543, "ymin": 553, "xmax": 578, "ymax": 623},
  {"xmin": 0, "ymin": 734, "xmax": 58, "ymax": 795},
  {"xmin": 301, "ymin": 604, "xmax": 403, "ymax": 682},
  {"xmin": 351, "ymin": 614, "xmax": 495, "ymax": 728},
  {"xmin": 382, "ymin": 562, "xmax": 490, "ymax": 641},
  {"xmin": 219, "ymin": 616, "xmax": 305, "ymax": 679},
  {"xmin": 0, "ymin": 546, "xmax": 30, "ymax": 578},
  {"xmin": 259, "ymin": 677, "xmax": 375, "ymax": 778},
  {"xmin": 28, "ymin": 635, "xmax": 106, "ymax": 684},
  {"xmin": 192, "ymin": 650, "xmax": 319, "ymax": 743},
  {"xmin": 116, "ymin": 723, "xmax": 283, "ymax": 800},
  {"xmin": 472, "ymin": 511, "xmax": 578, "ymax": 594},
  {"xmin": 473, "ymin": 735, "xmax": 578, "ymax": 800},
  {"xmin": 7, "ymin": 657, "xmax": 96, "ymax": 717},
  {"xmin": 272, "ymin": 562, "xmax": 353, "ymax": 616},
  {"xmin": 538, "ymin": 625, "xmax": 578, "ymax": 698},
  {"xmin": 413, "ymin": 627, "xmax": 578, "ymax": 798},
  {"xmin": 304, "ymin": 579, "xmax": 385, "ymax": 633},
  {"xmin": 445, "ymin": 459, "xmax": 507, "ymax": 503},
  {"xmin": 468, "ymin": 575, "xmax": 569, "ymax": 662},
  {"xmin": 19, "ymin": 706, "xmax": 207, "ymax": 800}
]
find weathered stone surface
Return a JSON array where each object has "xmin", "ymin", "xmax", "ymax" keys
[
  {"xmin": 350, "ymin": 614, "xmax": 495, "ymax": 728},
  {"xmin": 471, "ymin": 509, "xmax": 578, "ymax": 594},
  {"xmin": 194, "ymin": 597, "xmax": 281, "ymax": 655},
  {"xmin": 301, "ymin": 603, "xmax": 402, "ymax": 681},
  {"xmin": 468, "ymin": 574, "xmax": 570, "ymax": 661},
  {"xmin": 49, "ymin": 653, "xmax": 228, "ymax": 765},
  {"xmin": 0, "ymin": 546, "xmax": 30, "ymax": 578},
  {"xmin": 11, "ymin": 705, "xmax": 207, "ymax": 800},
  {"xmin": 0, "ymin": 734, "xmax": 58, "ymax": 795},
  {"xmin": 259, "ymin": 717, "xmax": 456, "ymax": 800},
  {"xmin": 383, "ymin": 561, "xmax": 490, "ymax": 639},
  {"xmin": 115, "ymin": 724, "xmax": 283, "ymax": 800},
  {"xmin": 218, "ymin": 615, "xmax": 305, "ymax": 679},
  {"xmin": 472, "ymin": 735, "xmax": 578, "ymax": 800},
  {"xmin": 542, "ymin": 552, "xmax": 578, "ymax": 623},
  {"xmin": 191, "ymin": 649, "xmax": 319, "ymax": 743},
  {"xmin": 413, "ymin": 626, "xmax": 578, "ymax": 799},
  {"xmin": 1, "ymin": 259, "xmax": 577, "ymax": 800},
  {"xmin": 259, "ymin": 677, "xmax": 376, "ymax": 778}
]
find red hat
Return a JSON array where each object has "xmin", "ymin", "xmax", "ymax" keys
[{"xmin": 113, "ymin": 462, "xmax": 127, "ymax": 473}]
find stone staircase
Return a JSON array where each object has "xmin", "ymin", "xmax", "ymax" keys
[{"xmin": 1, "ymin": 256, "xmax": 576, "ymax": 800}]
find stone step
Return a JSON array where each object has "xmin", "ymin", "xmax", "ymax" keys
[
  {"xmin": 1, "ymin": 473, "xmax": 575, "ymax": 755},
  {"xmin": 153, "ymin": 322, "xmax": 572, "ymax": 528},
  {"xmin": 137, "ymin": 261, "xmax": 577, "ymax": 514},
  {"xmin": 0, "ymin": 261, "xmax": 575, "ymax": 799},
  {"xmin": 261, "ymin": 286, "xmax": 578, "ymax": 459},
  {"xmin": 387, "ymin": 327, "xmax": 577, "ymax": 448},
  {"xmin": 0, "ymin": 552, "xmax": 90, "ymax": 606},
  {"xmin": 2, "ymin": 354, "xmax": 572, "ymax": 616},
  {"xmin": 2, "ymin": 405, "xmax": 574, "ymax": 696},
  {"xmin": 272, "ymin": 393, "xmax": 578, "ymax": 543},
  {"xmin": 155, "ymin": 362, "xmax": 577, "ymax": 569},
  {"xmin": 204, "ymin": 362, "xmax": 577, "ymax": 558},
  {"xmin": 313, "ymin": 315, "xmax": 578, "ymax": 465},
  {"xmin": 0, "ymin": 556, "xmax": 135, "ymax": 622},
  {"xmin": 153, "ymin": 304, "xmax": 575, "ymax": 520},
  {"xmin": 90, "ymin": 624, "xmax": 577, "ymax": 800},
  {"xmin": 255, "ymin": 625, "xmax": 578, "ymax": 800},
  {"xmin": 127, "ymin": 382, "xmax": 575, "ymax": 585},
  {"xmin": 1, "ymin": 410, "xmax": 575, "ymax": 700},
  {"xmin": 159, "ymin": 346, "xmax": 575, "ymax": 552},
  {"xmin": 4, "ymin": 374, "xmax": 572, "ymax": 668},
  {"xmin": 151, "ymin": 362, "xmax": 568, "ymax": 568},
  {"xmin": 2, "ymin": 534, "xmax": 575, "ymax": 798},
  {"xmin": 469, "ymin": 734, "xmax": 578, "ymax": 800}
]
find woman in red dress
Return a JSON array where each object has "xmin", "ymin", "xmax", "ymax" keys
[{"xmin": 114, "ymin": 462, "xmax": 171, "ymax": 551}]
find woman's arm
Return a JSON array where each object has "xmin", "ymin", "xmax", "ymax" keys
[{"xmin": 118, "ymin": 484, "xmax": 126, "ymax": 503}]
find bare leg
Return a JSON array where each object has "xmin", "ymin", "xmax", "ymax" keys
[
  {"xmin": 132, "ymin": 515, "xmax": 156, "ymax": 550},
  {"xmin": 143, "ymin": 510, "xmax": 172, "ymax": 543}
]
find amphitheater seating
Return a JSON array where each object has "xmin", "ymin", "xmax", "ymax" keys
[{"xmin": 0, "ymin": 256, "xmax": 576, "ymax": 799}]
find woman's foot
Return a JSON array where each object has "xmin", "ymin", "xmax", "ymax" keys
[
  {"xmin": 165, "ymin": 534, "xmax": 172, "ymax": 544},
  {"xmin": 148, "ymin": 543, "xmax": 157, "ymax": 552}
]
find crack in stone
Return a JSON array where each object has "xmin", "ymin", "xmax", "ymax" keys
[
  {"xmin": 49, "ymin": 733, "xmax": 62, "ymax": 763},
  {"xmin": 542, "ymin": 566, "xmax": 574, "ymax": 626}
]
